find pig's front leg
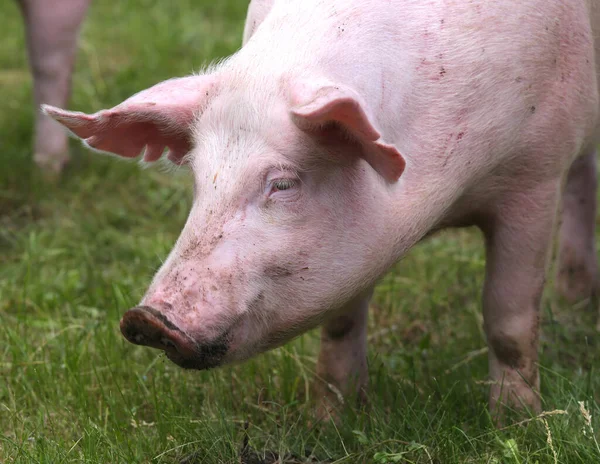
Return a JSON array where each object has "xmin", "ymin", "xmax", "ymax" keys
[
  {"xmin": 482, "ymin": 180, "xmax": 561, "ymax": 419},
  {"xmin": 314, "ymin": 289, "xmax": 372, "ymax": 419},
  {"xmin": 556, "ymin": 147, "xmax": 599, "ymax": 303},
  {"xmin": 17, "ymin": 0, "xmax": 91, "ymax": 175}
]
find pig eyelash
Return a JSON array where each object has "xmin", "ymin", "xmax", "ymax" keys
[
  {"xmin": 268, "ymin": 177, "xmax": 299, "ymax": 196},
  {"xmin": 266, "ymin": 175, "xmax": 301, "ymax": 201},
  {"xmin": 272, "ymin": 179, "xmax": 296, "ymax": 191},
  {"xmin": 262, "ymin": 164, "xmax": 302, "ymax": 200}
]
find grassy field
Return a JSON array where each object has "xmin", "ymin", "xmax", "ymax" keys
[{"xmin": 1, "ymin": 1, "xmax": 600, "ymax": 462}]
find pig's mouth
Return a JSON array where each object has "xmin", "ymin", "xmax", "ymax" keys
[{"xmin": 119, "ymin": 306, "xmax": 229, "ymax": 370}]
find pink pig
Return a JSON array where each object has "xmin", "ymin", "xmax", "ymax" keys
[
  {"xmin": 45, "ymin": 0, "xmax": 600, "ymax": 417},
  {"xmin": 17, "ymin": 0, "xmax": 91, "ymax": 174}
]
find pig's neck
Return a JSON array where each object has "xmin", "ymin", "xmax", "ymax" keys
[{"xmin": 373, "ymin": 168, "xmax": 463, "ymax": 275}]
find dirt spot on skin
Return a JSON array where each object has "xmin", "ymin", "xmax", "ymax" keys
[
  {"xmin": 559, "ymin": 262, "xmax": 586, "ymax": 279},
  {"xmin": 264, "ymin": 265, "xmax": 294, "ymax": 278},
  {"xmin": 380, "ymin": 71, "xmax": 387, "ymax": 110},
  {"xmin": 489, "ymin": 335, "xmax": 524, "ymax": 369},
  {"xmin": 323, "ymin": 314, "xmax": 354, "ymax": 340}
]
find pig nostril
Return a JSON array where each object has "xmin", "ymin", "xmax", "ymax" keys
[{"xmin": 121, "ymin": 306, "xmax": 205, "ymax": 362}]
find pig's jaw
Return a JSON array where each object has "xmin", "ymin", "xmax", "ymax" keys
[
  {"xmin": 165, "ymin": 340, "xmax": 228, "ymax": 370},
  {"xmin": 222, "ymin": 298, "xmax": 337, "ymax": 365}
]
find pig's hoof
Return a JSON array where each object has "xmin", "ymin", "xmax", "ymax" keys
[
  {"xmin": 312, "ymin": 382, "xmax": 368, "ymax": 424},
  {"xmin": 311, "ymin": 381, "xmax": 346, "ymax": 424},
  {"xmin": 555, "ymin": 249, "xmax": 599, "ymax": 304},
  {"xmin": 33, "ymin": 152, "xmax": 70, "ymax": 179},
  {"xmin": 489, "ymin": 383, "xmax": 542, "ymax": 427},
  {"xmin": 314, "ymin": 398, "xmax": 341, "ymax": 424}
]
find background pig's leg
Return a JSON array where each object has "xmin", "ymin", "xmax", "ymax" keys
[
  {"xmin": 556, "ymin": 148, "xmax": 599, "ymax": 303},
  {"xmin": 17, "ymin": 0, "xmax": 90, "ymax": 174},
  {"xmin": 314, "ymin": 289, "xmax": 372, "ymax": 419},
  {"xmin": 481, "ymin": 181, "xmax": 561, "ymax": 419}
]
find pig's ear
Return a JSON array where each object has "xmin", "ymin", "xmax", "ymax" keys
[
  {"xmin": 42, "ymin": 75, "xmax": 217, "ymax": 164},
  {"xmin": 290, "ymin": 83, "xmax": 405, "ymax": 182}
]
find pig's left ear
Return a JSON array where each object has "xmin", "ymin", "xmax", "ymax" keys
[
  {"xmin": 42, "ymin": 75, "xmax": 218, "ymax": 164},
  {"xmin": 290, "ymin": 83, "xmax": 405, "ymax": 182}
]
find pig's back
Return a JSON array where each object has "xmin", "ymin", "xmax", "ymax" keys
[{"xmin": 244, "ymin": 0, "xmax": 599, "ymax": 185}]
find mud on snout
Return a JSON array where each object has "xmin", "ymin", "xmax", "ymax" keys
[{"xmin": 119, "ymin": 305, "xmax": 229, "ymax": 370}]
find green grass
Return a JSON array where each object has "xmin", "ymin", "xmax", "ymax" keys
[{"xmin": 1, "ymin": 1, "xmax": 600, "ymax": 462}]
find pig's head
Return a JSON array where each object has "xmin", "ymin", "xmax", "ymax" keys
[{"xmin": 44, "ymin": 71, "xmax": 405, "ymax": 370}]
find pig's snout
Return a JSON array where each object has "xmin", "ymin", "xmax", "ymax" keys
[{"xmin": 120, "ymin": 306, "xmax": 228, "ymax": 370}]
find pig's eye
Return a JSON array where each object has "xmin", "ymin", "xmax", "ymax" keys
[
  {"xmin": 272, "ymin": 179, "xmax": 296, "ymax": 191},
  {"xmin": 265, "ymin": 172, "xmax": 301, "ymax": 201}
]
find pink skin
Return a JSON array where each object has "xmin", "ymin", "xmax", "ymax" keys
[
  {"xmin": 17, "ymin": 0, "xmax": 91, "ymax": 174},
  {"xmin": 46, "ymin": 0, "xmax": 600, "ymax": 420}
]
